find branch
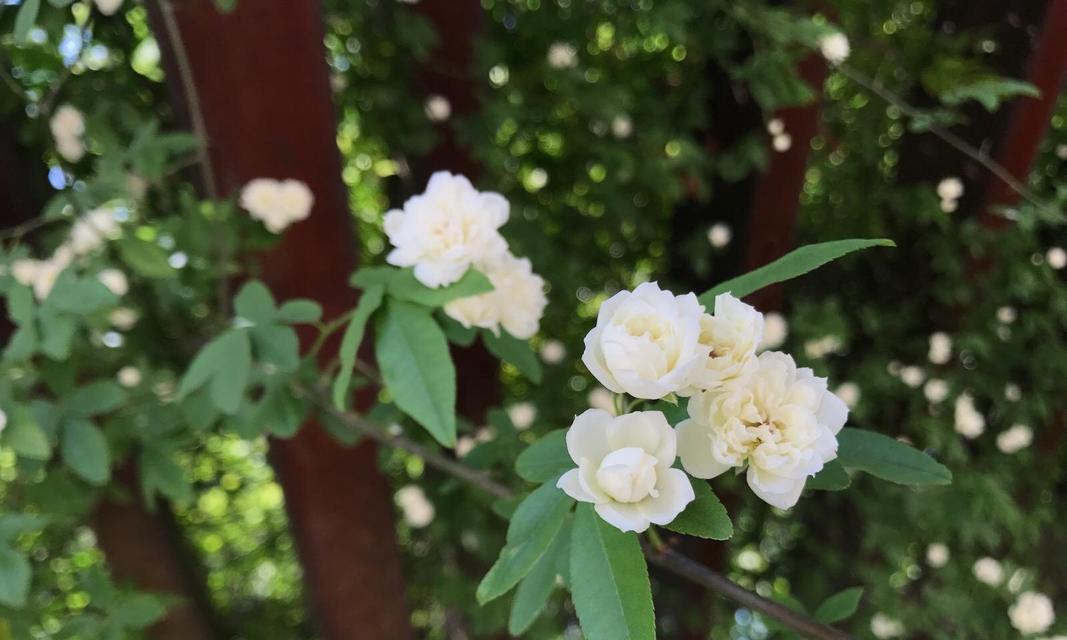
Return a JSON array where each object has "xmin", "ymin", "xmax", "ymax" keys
[{"xmin": 301, "ymin": 382, "xmax": 854, "ymax": 640}]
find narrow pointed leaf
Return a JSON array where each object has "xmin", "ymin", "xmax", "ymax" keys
[
  {"xmin": 333, "ymin": 285, "xmax": 384, "ymax": 409},
  {"xmin": 665, "ymin": 477, "xmax": 732, "ymax": 540},
  {"xmin": 837, "ymin": 428, "xmax": 951, "ymax": 485}
]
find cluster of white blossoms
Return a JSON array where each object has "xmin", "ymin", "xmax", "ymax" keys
[
  {"xmin": 395, "ymin": 485, "xmax": 435, "ymax": 529},
  {"xmin": 385, "ymin": 172, "xmax": 547, "ymax": 339},
  {"xmin": 546, "ymin": 42, "xmax": 578, "ymax": 69},
  {"xmin": 766, "ymin": 118, "xmax": 791, "ymax": 153},
  {"xmin": 953, "ymin": 392, "xmax": 985, "ymax": 439},
  {"xmin": 1010, "ymin": 591, "xmax": 1055, "ymax": 635},
  {"xmin": 50, "ymin": 105, "xmax": 87, "ymax": 163},
  {"xmin": 997, "ymin": 423, "xmax": 1033, "ymax": 454},
  {"xmin": 937, "ymin": 176, "xmax": 964, "ymax": 213},
  {"xmin": 819, "ymin": 32, "xmax": 851, "ymax": 65},
  {"xmin": 559, "ymin": 282, "xmax": 848, "ymax": 531},
  {"xmin": 10, "ymin": 208, "xmax": 123, "ymax": 300},
  {"xmin": 239, "ymin": 178, "xmax": 315, "ymax": 234}
]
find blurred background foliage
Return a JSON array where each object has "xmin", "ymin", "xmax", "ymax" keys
[{"xmin": 1, "ymin": 0, "xmax": 1065, "ymax": 638}]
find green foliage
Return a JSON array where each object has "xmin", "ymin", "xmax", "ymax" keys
[
  {"xmin": 837, "ymin": 428, "xmax": 952, "ymax": 486},
  {"xmin": 178, "ymin": 330, "xmax": 252, "ymax": 415},
  {"xmin": 665, "ymin": 478, "xmax": 733, "ymax": 540},
  {"xmin": 515, "ymin": 429, "xmax": 572, "ymax": 483},
  {"xmin": 814, "ymin": 586, "xmax": 864, "ymax": 624},
  {"xmin": 333, "ymin": 284, "xmax": 385, "ymax": 409},
  {"xmin": 61, "ymin": 418, "xmax": 111, "ymax": 486},
  {"xmin": 807, "ymin": 459, "xmax": 851, "ymax": 491},
  {"xmin": 508, "ymin": 519, "xmax": 571, "ymax": 635},
  {"xmin": 483, "ymin": 329, "xmax": 542, "ymax": 383}
]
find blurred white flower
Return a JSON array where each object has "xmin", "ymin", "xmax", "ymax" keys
[
  {"xmin": 611, "ymin": 115, "xmax": 633, "ymax": 139},
  {"xmin": 94, "ymin": 0, "xmax": 124, "ymax": 15},
  {"xmin": 678, "ymin": 351, "xmax": 847, "ymax": 509},
  {"xmin": 455, "ymin": 436, "xmax": 477, "ymax": 458},
  {"xmin": 539, "ymin": 339, "xmax": 566, "ymax": 364},
  {"xmin": 1005, "ymin": 383, "xmax": 1022, "ymax": 402},
  {"xmin": 940, "ymin": 198, "xmax": 959, "ymax": 213},
  {"xmin": 586, "ymin": 387, "xmax": 616, "ymax": 415},
  {"xmin": 937, "ymin": 177, "xmax": 964, "ymax": 201},
  {"xmin": 0, "ymin": 409, "xmax": 7, "ymax": 434},
  {"xmin": 819, "ymin": 32, "xmax": 851, "ymax": 65},
  {"xmin": 759, "ymin": 312, "xmax": 788, "ymax": 351},
  {"xmin": 766, "ymin": 118, "xmax": 784, "ymax": 136},
  {"xmin": 996, "ymin": 424, "xmax": 1033, "ymax": 454},
  {"xmin": 126, "ymin": 173, "xmax": 148, "ymax": 200},
  {"xmin": 1058, "ymin": 144, "xmax": 1067, "ymax": 160},
  {"xmin": 926, "ymin": 543, "xmax": 950, "ymax": 568},
  {"xmin": 557, "ymin": 409, "xmax": 694, "ymax": 532},
  {"xmin": 384, "ymin": 172, "xmax": 508, "ymax": 288},
  {"xmin": 443, "ymin": 252, "xmax": 547, "ymax": 339},
  {"xmin": 1010, "ymin": 592, "xmax": 1055, "ymax": 635},
  {"xmin": 396, "ymin": 485, "xmax": 435, "ymax": 528},
  {"xmin": 681, "ymin": 293, "xmax": 762, "ymax": 394},
  {"xmin": 923, "ymin": 378, "xmax": 949, "ymax": 404},
  {"xmin": 582, "ymin": 282, "xmax": 707, "ymax": 400},
  {"xmin": 97, "ymin": 269, "xmax": 128, "ymax": 296},
  {"xmin": 424, "ymin": 94, "xmax": 452, "ymax": 122},
  {"xmin": 69, "ymin": 208, "xmax": 121, "ymax": 255},
  {"xmin": 899, "ymin": 366, "xmax": 926, "ymax": 388},
  {"xmin": 1046, "ymin": 247, "xmax": 1066, "ymax": 270},
  {"xmin": 835, "ymin": 382, "xmax": 861, "ymax": 408},
  {"xmin": 547, "ymin": 42, "xmax": 578, "ymax": 69},
  {"xmin": 974, "ymin": 557, "xmax": 1004, "ymax": 586},
  {"xmin": 870, "ymin": 613, "xmax": 904, "ymax": 639},
  {"xmin": 240, "ymin": 178, "xmax": 314, "ymax": 234},
  {"xmin": 928, "ymin": 332, "xmax": 952, "ymax": 365},
  {"xmin": 117, "ymin": 366, "xmax": 142, "ymax": 388},
  {"xmin": 954, "ymin": 393, "xmax": 985, "ymax": 439},
  {"xmin": 772, "ymin": 133, "xmax": 792, "ymax": 152},
  {"xmin": 507, "ymin": 402, "xmax": 536, "ymax": 431},
  {"xmin": 109, "ymin": 307, "xmax": 139, "ymax": 331},
  {"xmin": 50, "ymin": 105, "xmax": 86, "ymax": 162},
  {"xmin": 804, "ymin": 335, "xmax": 842, "ymax": 359},
  {"xmin": 707, "ymin": 223, "xmax": 732, "ymax": 249},
  {"xmin": 11, "ymin": 257, "xmax": 66, "ymax": 301},
  {"xmin": 997, "ymin": 306, "xmax": 1017, "ymax": 324}
]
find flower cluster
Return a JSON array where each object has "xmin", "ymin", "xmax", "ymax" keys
[
  {"xmin": 385, "ymin": 172, "xmax": 547, "ymax": 339},
  {"xmin": 49, "ymin": 105, "xmax": 87, "ymax": 163},
  {"xmin": 239, "ymin": 178, "xmax": 315, "ymax": 234},
  {"xmin": 10, "ymin": 208, "xmax": 123, "ymax": 300},
  {"xmin": 559, "ymin": 282, "xmax": 848, "ymax": 531}
]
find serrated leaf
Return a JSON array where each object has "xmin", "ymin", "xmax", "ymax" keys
[
  {"xmin": 116, "ymin": 238, "xmax": 174, "ymax": 278},
  {"xmin": 699, "ymin": 239, "xmax": 894, "ymax": 306},
  {"xmin": 837, "ymin": 428, "xmax": 951, "ymax": 486},
  {"xmin": 515, "ymin": 430, "xmax": 572, "ymax": 482},
  {"xmin": 570, "ymin": 503, "xmax": 655, "ymax": 640},
  {"xmin": 0, "ymin": 544, "xmax": 30, "ymax": 607},
  {"xmin": 61, "ymin": 419, "xmax": 111, "ymax": 486},
  {"xmin": 483, "ymin": 330, "xmax": 542, "ymax": 383},
  {"xmin": 333, "ymin": 285, "xmax": 384, "ymax": 409},
  {"xmin": 509, "ymin": 518, "xmax": 571, "ymax": 635},
  {"xmin": 233, "ymin": 281, "xmax": 276, "ymax": 324},
  {"xmin": 276, "ymin": 299, "xmax": 322, "ymax": 324},
  {"xmin": 808, "ymin": 459, "xmax": 851, "ymax": 491},
  {"xmin": 815, "ymin": 586, "xmax": 864, "ymax": 623},
  {"xmin": 388, "ymin": 267, "xmax": 493, "ymax": 307},
  {"xmin": 666, "ymin": 477, "xmax": 732, "ymax": 540},
  {"xmin": 63, "ymin": 380, "xmax": 127, "ymax": 417},
  {"xmin": 375, "ymin": 301, "xmax": 456, "ymax": 446}
]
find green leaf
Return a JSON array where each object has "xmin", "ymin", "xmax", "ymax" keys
[
  {"xmin": 476, "ymin": 481, "xmax": 571, "ymax": 604},
  {"xmin": 178, "ymin": 330, "xmax": 251, "ymax": 415},
  {"xmin": 250, "ymin": 324, "xmax": 300, "ymax": 372},
  {"xmin": 4, "ymin": 326, "xmax": 37, "ymax": 360},
  {"xmin": 139, "ymin": 448, "xmax": 194, "ymax": 505},
  {"xmin": 940, "ymin": 78, "xmax": 1040, "ymax": 112},
  {"xmin": 483, "ymin": 330, "xmax": 542, "ymax": 383},
  {"xmin": 349, "ymin": 266, "xmax": 397, "ymax": 289},
  {"xmin": 113, "ymin": 593, "xmax": 169, "ymax": 629},
  {"xmin": 233, "ymin": 281, "xmax": 276, "ymax": 324},
  {"xmin": 0, "ymin": 513, "xmax": 48, "ymax": 542},
  {"xmin": 509, "ymin": 519, "xmax": 571, "ymax": 635},
  {"xmin": 387, "ymin": 267, "xmax": 493, "ymax": 307},
  {"xmin": 665, "ymin": 478, "xmax": 732, "ymax": 540},
  {"xmin": 63, "ymin": 380, "xmax": 127, "ymax": 417},
  {"xmin": 837, "ymin": 428, "xmax": 952, "ymax": 486},
  {"xmin": 45, "ymin": 274, "xmax": 117, "ymax": 315},
  {"xmin": 3, "ymin": 407, "xmax": 52, "ymax": 460},
  {"xmin": 253, "ymin": 380, "xmax": 306, "ymax": 438},
  {"xmin": 375, "ymin": 301, "xmax": 456, "ymax": 446},
  {"xmin": 276, "ymin": 299, "xmax": 322, "ymax": 324},
  {"xmin": 699, "ymin": 239, "xmax": 894, "ymax": 306},
  {"xmin": 14, "ymin": 0, "xmax": 41, "ymax": 43},
  {"xmin": 440, "ymin": 315, "xmax": 477, "ymax": 346},
  {"xmin": 0, "ymin": 544, "xmax": 30, "ymax": 607},
  {"xmin": 815, "ymin": 586, "xmax": 864, "ymax": 624},
  {"xmin": 570, "ymin": 503, "xmax": 655, "ymax": 640},
  {"xmin": 38, "ymin": 311, "xmax": 77, "ymax": 360},
  {"xmin": 6, "ymin": 285, "xmax": 35, "ymax": 326},
  {"xmin": 808, "ymin": 459, "xmax": 851, "ymax": 491},
  {"xmin": 61, "ymin": 419, "xmax": 111, "ymax": 486},
  {"xmin": 515, "ymin": 430, "xmax": 572, "ymax": 483},
  {"xmin": 333, "ymin": 285, "xmax": 385, "ymax": 409},
  {"xmin": 116, "ymin": 238, "xmax": 174, "ymax": 278}
]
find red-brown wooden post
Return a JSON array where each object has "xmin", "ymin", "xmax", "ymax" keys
[{"xmin": 149, "ymin": 1, "xmax": 413, "ymax": 638}]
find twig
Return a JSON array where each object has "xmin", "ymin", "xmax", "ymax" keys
[{"xmin": 301, "ymin": 381, "xmax": 853, "ymax": 639}]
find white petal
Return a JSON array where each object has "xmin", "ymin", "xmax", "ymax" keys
[
  {"xmin": 676, "ymin": 419, "xmax": 733, "ymax": 479},
  {"xmin": 581, "ymin": 329, "xmax": 624, "ymax": 394},
  {"xmin": 566, "ymin": 409, "xmax": 613, "ymax": 464},
  {"xmin": 817, "ymin": 390, "xmax": 849, "ymax": 434},
  {"xmin": 638, "ymin": 469, "xmax": 695, "ymax": 525},
  {"xmin": 557, "ymin": 469, "xmax": 596, "ymax": 503},
  {"xmin": 746, "ymin": 467, "xmax": 806, "ymax": 509},
  {"xmin": 594, "ymin": 502, "xmax": 650, "ymax": 533},
  {"xmin": 605, "ymin": 411, "xmax": 673, "ymax": 461}
]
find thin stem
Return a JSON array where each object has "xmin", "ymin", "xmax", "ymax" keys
[{"xmin": 308, "ymin": 308, "xmax": 357, "ymax": 359}]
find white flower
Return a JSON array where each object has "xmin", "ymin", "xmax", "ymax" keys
[
  {"xmin": 109, "ymin": 307, "xmax": 139, "ymax": 330},
  {"xmin": 928, "ymin": 332, "xmax": 952, "ymax": 365},
  {"xmin": 50, "ymin": 105, "xmax": 86, "ymax": 162},
  {"xmin": 997, "ymin": 424, "xmax": 1033, "ymax": 454},
  {"xmin": 507, "ymin": 402, "xmax": 536, "ymax": 431},
  {"xmin": 12, "ymin": 257, "xmax": 67, "ymax": 301},
  {"xmin": 97, "ymin": 269, "xmax": 128, "ymax": 296},
  {"xmin": 69, "ymin": 208, "xmax": 121, "ymax": 255},
  {"xmin": 804, "ymin": 335, "xmax": 842, "ymax": 359},
  {"xmin": 954, "ymin": 393, "xmax": 985, "ymax": 439},
  {"xmin": 1047, "ymin": 247, "xmax": 1067, "ymax": 270},
  {"xmin": 455, "ymin": 435, "xmax": 477, "ymax": 458},
  {"xmin": 424, "ymin": 95, "xmax": 451, "ymax": 122},
  {"xmin": 0, "ymin": 409, "xmax": 7, "ymax": 434},
  {"xmin": 819, "ymin": 32, "xmax": 850, "ymax": 65},
  {"xmin": 924, "ymin": 378, "xmax": 949, "ymax": 403},
  {"xmin": 395, "ymin": 485, "xmax": 435, "ymax": 528},
  {"xmin": 384, "ymin": 172, "xmax": 509, "ymax": 289},
  {"xmin": 681, "ymin": 293, "xmax": 762, "ymax": 394},
  {"xmin": 707, "ymin": 223, "xmax": 732, "ymax": 249},
  {"xmin": 582, "ymin": 282, "xmax": 708, "ymax": 400},
  {"xmin": 1005, "ymin": 383, "xmax": 1022, "ymax": 402},
  {"xmin": 117, "ymin": 366, "xmax": 142, "ymax": 388},
  {"xmin": 766, "ymin": 118, "xmax": 784, "ymax": 136},
  {"xmin": 772, "ymin": 133, "xmax": 792, "ymax": 152},
  {"xmin": 443, "ymin": 252, "xmax": 546, "ymax": 339},
  {"xmin": 926, "ymin": 543, "xmax": 950, "ymax": 568},
  {"xmin": 760, "ymin": 312, "xmax": 788, "ymax": 351},
  {"xmin": 556, "ymin": 409, "xmax": 694, "ymax": 533},
  {"xmin": 997, "ymin": 305, "xmax": 1017, "ymax": 324},
  {"xmin": 1059, "ymin": 144, "xmax": 1067, "ymax": 160},
  {"xmin": 587, "ymin": 387, "xmax": 616, "ymax": 414},
  {"xmin": 974, "ymin": 557, "xmax": 1005, "ymax": 586},
  {"xmin": 240, "ymin": 178, "xmax": 314, "ymax": 234},
  {"xmin": 547, "ymin": 42, "xmax": 578, "ymax": 69},
  {"xmin": 93, "ymin": 0, "xmax": 124, "ymax": 15},
  {"xmin": 677, "ymin": 351, "xmax": 848, "ymax": 509},
  {"xmin": 870, "ymin": 613, "xmax": 904, "ymax": 639},
  {"xmin": 899, "ymin": 365, "xmax": 925, "ymax": 388},
  {"xmin": 937, "ymin": 177, "xmax": 964, "ymax": 201},
  {"xmin": 940, "ymin": 198, "xmax": 959, "ymax": 213},
  {"xmin": 1010, "ymin": 592, "xmax": 1055, "ymax": 635},
  {"xmin": 611, "ymin": 115, "xmax": 633, "ymax": 139},
  {"xmin": 835, "ymin": 382, "xmax": 860, "ymax": 409},
  {"xmin": 539, "ymin": 339, "xmax": 566, "ymax": 364}
]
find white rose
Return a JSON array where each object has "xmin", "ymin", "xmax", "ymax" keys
[
  {"xmin": 677, "ymin": 351, "xmax": 848, "ymax": 509},
  {"xmin": 1048, "ymin": 247, "xmax": 1067, "ymax": 270},
  {"xmin": 923, "ymin": 378, "xmax": 949, "ymax": 403},
  {"xmin": 759, "ymin": 312, "xmax": 788, "ymax": 351},
  {"xmin": 240, "ymin": 178, "xmax": 315, "ymax": 234},
  {"xmin": 586, "ymin": 387, "xmax": 616, "ymax": 415},
  {"xmin": 443, "ymin": 252, "xmax": 546, "ymax": 339},
  {"xmin": 870, "ymin": 613, "xmax": 904, "ymax": 639},
  {"xmin": 69, "ymin": 208, "xmax": 121, "ymax": 255},
  {"xmin": 539, "ymin": 339, "xmax": 566, "ymax": 364},
  {"xmin": 0, "ymin": 409, "xmax": 7, "ymax": 434},
  {"xmin": 507, "ymin": 402, "xmax": 536, "ymax": 431},
  {"xmin": 1010, "ymin": 592, "xmax": 1055, "ymax": 635},
  {"xmin": 926, "ymin": 543, "xmax": 950, "ymax": 568},
  {"xmin": 996, "ymin": 424, "xmax": 1033, "ymax": 454},
  {"xmin": 395, "ymin": 485, "xmax": 435, "ymax": 528},
  {"xmin": 819, "ymin": 32, "xmax": 850, "ymax": 65},
  {"xmin": 973, "ymin": 557, "xmax": 1004, "ymax": 586},
  {"xmin": 954, "ymin": 393, "xmax": 985, "ymax": 439},
  {"xmin": 707, "ymin": 223, "xmax": 732, "ymax": 249},
  {"xmin": 835, "ymin": 382, "xmax": 861, "ymax": 409},
  {"xmin": 611, "ymin": 114, "xmax": 633, "ymax": 139},
  {"xmin": 93, "ymin": 0, "xmax": 124, "ymax": 15},
  {"xmin": 117, "ymin": 366, "xmax": 142, "ymax": 388},
  {"xmin": 547, "ymin": 42, "xmax": 578, "ymax": 69},
  {"xmin": 55, "ymin": 136, "xmax": 87, "ymax": 163},
  {"xmin": 772, "ymin": 133, "xmax": 792, "ymax": 152},
  {"xmin": 899, "ymin": 365, "xmax": 925, "ymax": 388},
  {"xmin": 13, "ymin": 258, "xmax": 67, "ymax": 301},
  {"xmin": 109, "ymin": 307, "xmax": 139, "ymax": 330},
  {"xmin": 50, "ymin": 105, "xmax": 86, "ymax": 162},
  {"xmin": 384, "ymin": 172, "xmax": 509, "ymax": 288},
  {"xmin": 937, "ymin": 177, "xmax": 964, "ymax": 201},
  {"xmin": 928, "ymin": 332, "xmax": 952, "ymax": 364},
  {"xmin": 97, "ymin": 269, "xmax": 129, "ymax": 296},
  {"xmin": 997, "ymin": 306, "xmax": 1017, "ymax": 324},
  {"xmin": 556, "ymin": 409, "xmax": 695, "ymax": 533},
  {"xmin": 424, "ymin": 95, "xmax": 451, "ymax": 122},
  {"xmin": 582, "ymin": 282, "xmax": 708, "ymax": 400},
  {"xmin": 680, "ymin": 293, "xmax": 762, "ymax": 394}
]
